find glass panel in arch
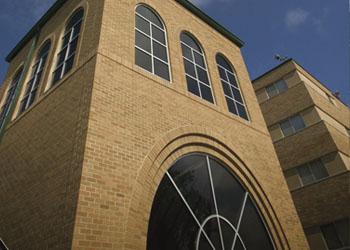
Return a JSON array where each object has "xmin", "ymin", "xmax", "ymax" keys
[{"xmin": 147, "ymin": 176, "xmax": 199, "ymax": 250}]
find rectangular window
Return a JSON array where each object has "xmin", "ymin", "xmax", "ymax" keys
[
  {"xmin": 321, "ymin": 218, "xmax": 349, "ymax": 250},
  {"xmin": 297, "ymin": 159, "xmax": 329, "ymax": 186},
  {"xmin": 280, "ymin": 114, "xmax": 305, "ymax": 137},
  {"xmin": 265, "ymin": 79, "xmax": 288, "ymax": 99}
]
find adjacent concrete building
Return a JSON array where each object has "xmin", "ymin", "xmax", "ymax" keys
[
  {"xmin": 253, "ymin": 59, "xmax": 350, "ymax": 250},
  {"xmin": 0, "ymin": 0, "xmax": 309, "ymax": 249}
]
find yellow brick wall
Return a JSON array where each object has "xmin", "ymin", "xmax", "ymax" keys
[
  {"xmin": 71, "ymin": 0, "xmax": 308, "ymax": 249},
  {"xmin": 0, "ymin": 0, "xmax": 309, "ymax": 249}
]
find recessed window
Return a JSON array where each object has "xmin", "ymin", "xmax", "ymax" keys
[
  {"xmin": 52, "ymin": 8, "xmax": 84, "ymax": 85},
  {"xmin": 147, "ymin": 154, "xmax": 275, "ymax": 250},
  {"xmin": 19, "ymin": 41, "xmax": 51, "ymax": 113},
  {"xmin": 279, "ymin": 114, "xmax": 305, "ymax": 137},
  {"xmin": 216, "ymin": 54, "xmax": 248, "ymax": 120},
  {"xmin": 297, "ymin": 159, "xmax": 329, "ymax": 186},
  {"xmin": 265, "ymin": 79, "xmax": 288, "ymax": 99},
  {"xmin": 0, "ymin": 67, "xmax": 23, "ymax": 130},
  {"xmin": 320, "ymin": 218, "xmax": 349, "ymax": 250},
  {"xmin": 135, "ymin": 5, "xmax": 171, "ymax": 81},
  {"xmin": 180, "ymin": 32, "xmax": 214, "ymax": 103},
  {"xmin": 0, "ymin": 238, "xmax": 9, "ymax": 250}
]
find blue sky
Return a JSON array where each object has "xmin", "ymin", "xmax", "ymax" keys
[{"xmin": 0, "ymin": 0, "xmax": 348, "ymax": 104}]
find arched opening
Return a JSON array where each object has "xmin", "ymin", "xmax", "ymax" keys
[{"xmin": 147, "ymin": 153, "xmax": 275, "ymax": 250}]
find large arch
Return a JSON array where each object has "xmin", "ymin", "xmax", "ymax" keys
[{"xmin": 122, "ymin": 126, "xmax": 289, "ymax": 250}]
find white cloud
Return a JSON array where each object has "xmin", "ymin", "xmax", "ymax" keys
[{"xmin": 285, "ymin": 8, "xmax": 309, "ymax": 29}]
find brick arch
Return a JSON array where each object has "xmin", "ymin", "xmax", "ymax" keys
[{"xmin": 123, "ymin": 126, "xmax": 289, "ymax": 250}]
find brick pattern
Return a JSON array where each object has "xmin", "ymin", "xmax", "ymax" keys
[{"xmin": 0, "ymin": 0, "xmax": 309, "ymax": 249}]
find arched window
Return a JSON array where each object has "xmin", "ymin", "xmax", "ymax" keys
[
  {"xmin": 147, "ymin": 154, "xmax": 275, "ymax": 250},
  {"xmin": 135, "ymin": 5, "xmax": 171, "ymax": 81},
  {"xmin": 180, "ymin": 32, "xmax": 214, "ymax": 103},
  {"xmin": 52, "ymin": 8, "xmax": 84, "ymax": 85},
  {"xmin": 19, "ymin": 40, "xmax": 51, "ymax": 113},
  {"xmin": 0, "ymin": 67, "xmax": 23, "ymax": 129},
  {"xmin": 216, "ymin": 54, "xmax": 248, "ymax": 120}
]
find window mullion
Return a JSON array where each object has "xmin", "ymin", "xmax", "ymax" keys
[
  {"xmin": 191, "ymin": 48, "xmax": 202, "ymax": 98},
  {"xmin": 150, "ymin": 23, "xmax": 155, "ymax": 74},
  {"xmin": 61, "ymin": 29, "xmax": 74, "ymax": 79}
]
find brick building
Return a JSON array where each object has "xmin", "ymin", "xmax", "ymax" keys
[
  {"xmin": 0, "ymin": 0, "xmax": 308, "ymax": 249},
  {"xmin": 253, "ymin": 59, "xmax": 350, "ymax": 250}
]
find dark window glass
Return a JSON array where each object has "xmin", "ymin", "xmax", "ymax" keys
[
  {"xmin": 200, "ymin": 83, "xmax": 214, "ymax": 103},
  {"xmin": 147, "ymin": 176, "xmax": 199, "ymax": 250},
  {"xmin": 153, "ymin": 41, "xmax": 167, "ymax": 61},
  {"xmin": 169, "ymin": 155, "xmax": 216, "ymax": 222},
  {"xmin": 154, "ymin": 58, "xmax": 170, "ymax": 81},
  {"xmin": 266, "ymin": 79, "xmax": 288, "ymax": 99},
  {"xmin": 227, "ymin": 72, "xmax": 238, "ymax": 87},
  {"xmin": 232, "ymin": 87, "xmax": 243, "ymax": 103},
  {"xmin": 321, "ymin": 223, "xmax": 343, "ymax": 249},
  {"xmin": 0, "ymin": 68, "xmax": 23, "ymax": 129},
  {"xmin": 298, "ymin": 165, "xmax": 314, "ymax": 185},
  {"xmin": 186, "ymin": 76, "xmax": 200, "ymax": 96},
  {"xmin": 152, "ymin": 25, "xmax": 166, "ymax": 45},
  {"xmin": 334, "ymin": 219, "xmax": 349, "ymax": 247},
  {"xmin": 135, "ymin": 5, "xmax": 170, "ymax": 81},
  {"xmin": 237, "ymin": 103, "xmax": 248, "ymax": 120},
  {"xmin": 275, "ymin": 80, "xmax": 288, "ymax": 93},
  {"xmin": 197, "ymin": 66, "xmax": 209, "ymax": 84},
  {"xmin": 181, "ymin": 44, "xmax": 193, "ymax": 61},
  {"xmin": 180, "ymin": 33, "xmax": 201, "ymax": 52},
  {"xmin": 222, "ymin": 82, "xmax": 232, "ymax": 97},
  {"xmin": 136, "ymin": 5, "xmax": 163, "ymax": 28},
  {"xmin": 135, "ymin": 31, "xmax": 151, "ymax": 53},
  {"xmin": 226, "ymin": 98, "xmax": 237, "ymax": 115},
  {"xmin": 147, "ymin": 154, "xmax": 275, "ymax": 250},
  {"xmin": 66, "ymin": 8, "xmax": 84, "ymax": 31},
  {"xmin": 216, "ymin": 54, "xmax": 231, "ymax": 71},
  {"xmin": 280, "ymin": 120, "xmax": 294, "ymax": 137},
  {"xmin": 266, "ymin": 84, "xmax": 278, "ymax": 98},
  {"xmin": 136, "ymin": 15, "xmax": 150, "ymax": 35},
  {"xmin": 239, "ymin": 197, "xmax": 275, "ymax": 250},
  {"xmin": 218, "ymin": 67, "xmax": 228, "ymax": 82},
  {"xmin": 181, "ymin": 32, "xmax": 213, "ymax": 103},
  {"xmin": 194, "ymin": 51, "xmax": 205, "ymax": 68},
  {"xmin": 216, "ymin": 55, "xmax": 248, "ymax": 120},
  {"xmin": 135, "ymin": 49, "xmax": 152, "ymax": 72},
  {"xmin": 184, "ymin": 60, "xmax": 196, "ymax": 78},
  {"xmin": 290, "ymin": 115, "xmax": 305, "ymax": 131},
  {"xmin": 53, "ymin": 8, "xmax": 84, "ymax": 85},
  {"xmin": 20, "ymin": 40, "xmax": 51, "ymax": 113},
  {"xmin": 309, "ymin": 160, "xmax": 328, "ymax": 180},
  {"xmin": 209, "ymin": 159, "xmax": 246, "ymax": 226}
]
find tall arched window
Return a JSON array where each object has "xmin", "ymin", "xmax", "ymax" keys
[
  {"xmin": 216, "ymin": 54, "xmax": 248, "ymax": 120},
  {"xmin": 135, "ymin": 5, "xmax": 171, "ymax": 81},
  {"xmin": 0, "ymin": 67, "xmax": 23, "ymax": 129},
  {"xmin": 19, "ymin": 40, "xmax": 51, "ymax": 113},
  {"xmin": 147, "ymin": 154, "xmax": 275, "ymax": 250},
  {"xmin": 180, "ymin": 33, "xmax": 214, "ymax": 103},
  {"xmin": 52, "ymin": 8, "xmax": 84, "ymax": 85}
]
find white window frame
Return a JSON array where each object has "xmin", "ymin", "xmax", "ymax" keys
[
  {"xmin": 296, "ymin": 159, "xmax": 329, "ymax": 187},
  {"xmin": 52, "ymin": 9, "xmax": 84, "ymax": 85},
  {"xmin": 134, "ymin": 6, "xmax": 172, "ymax": 82},
  {"xmin": 265, "ymin": 79, "xmax": 288, "ymax": 99},
  {"xmin": 20, "ymin": 42, "xmax": 50, "ymax": 113},
  {"xmin": 180, "ymin": 34, "xmax": 215, "ymax": 104},
  {"xmin": 216, "ymin": 57, "xmax": 249, "ymax": 120},
  {"xmin": 279, "ymin": 114, "xmax": 305, "ymax": 137}
]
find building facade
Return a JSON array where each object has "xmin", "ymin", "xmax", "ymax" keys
[
  {"xmin": 0, "ymin": 1, "xmax": 308, "ymax": 249},
  {"xmin": 253, "ymin": 60, "xmax": 350, "ymax": 250}
]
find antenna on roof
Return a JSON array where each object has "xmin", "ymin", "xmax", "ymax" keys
[
  {"xmin": 274, "ymin": 54, "xmax": 289, "ymax": 62},
  {"xmin": 333, "ymin": 91, "xmax": 341, "ymax": 99}
]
